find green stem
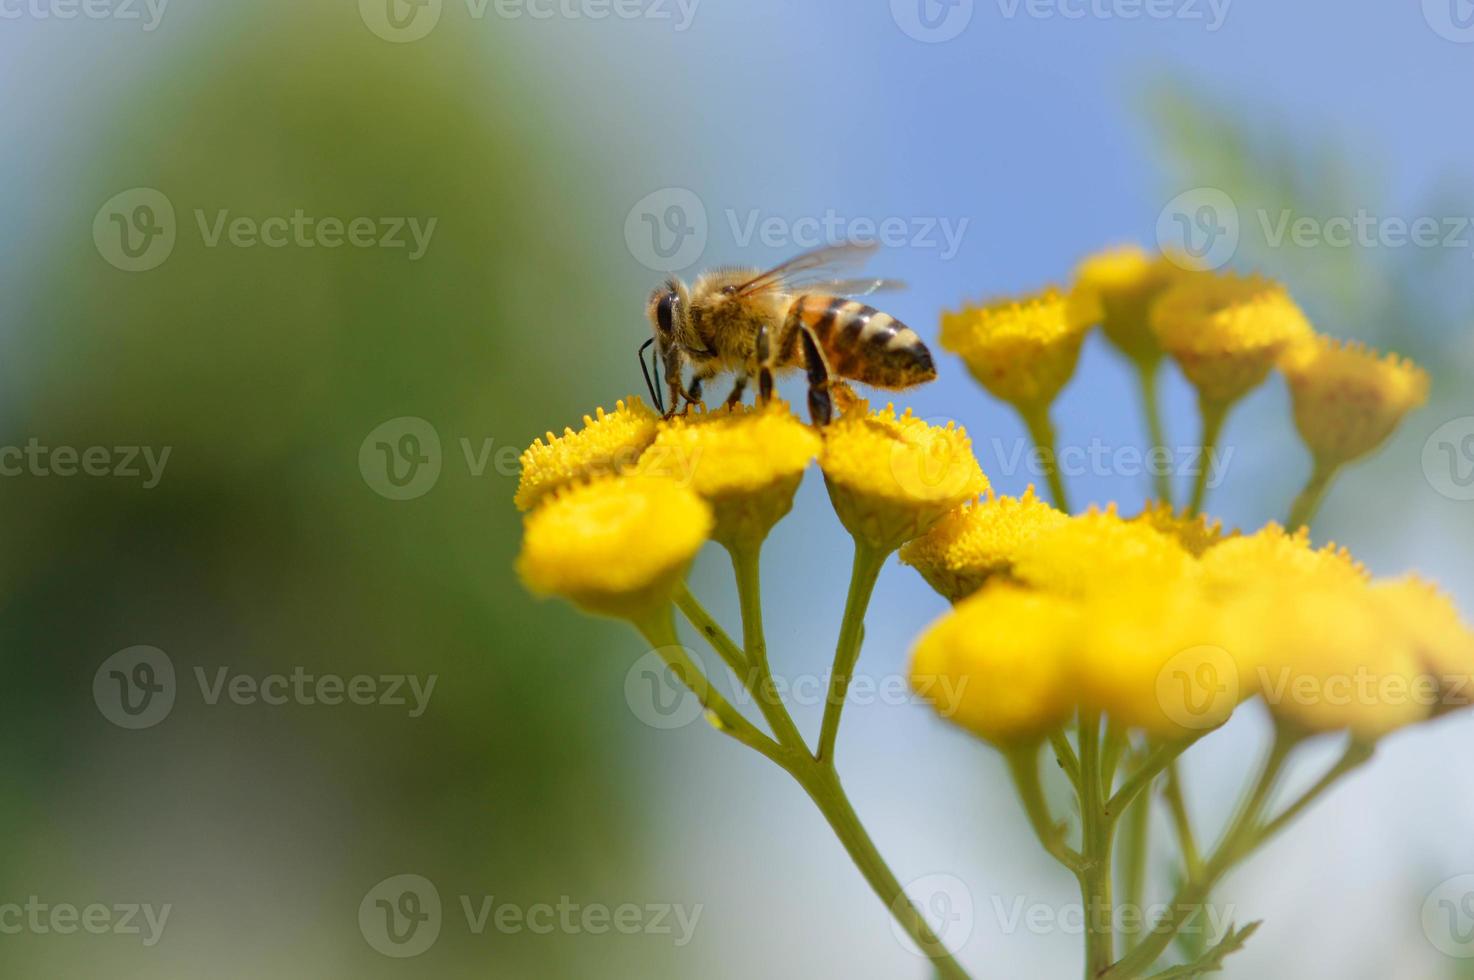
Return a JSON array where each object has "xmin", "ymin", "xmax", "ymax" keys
[
  {"xmin": 816, "ymin": 542, "xmax": 888, "ymax": 764},
  {"xmin": 1050, "ymin": 729, "xmax": 1082, "ymax": 785},
  {"xmin": 1253, "ymin": 740, "xmax": 1373, "ymax": 844},
  {"xmin": 1162, "ymin": 761, "xmax": 1201, "ymax": 880},
  {"xmin": 1102, "ymin": 728, "xmax": 1299, "ymax": 979},
  {"xmin": 1105, "ymin": 740, "xmax": 1193, "ymax": 820},
  {"xmin": 727, "ymin": 543, "xmax": 809, "ymax": 752},
  {"xmin": 1286, "ymin": 458, "xmax": 1341, "ymax": 531},
  {"xmin": 1020, "ymin": 403, "xmax": 1071, "ymax": 513},
  {"xmin": 633, "ymin": 605, "xmax": 788, "ymax": 767},
  {"xmin": 1006, "ymin": 742, "xmax": 1084, "ymax": 872},
  {"xmin": 1136, "ymin": 361, "xmax": 1173, "ymax": 506},
  {"xmin": 1078, "ymin": 715, "xmax": 1115, "ymax": 978},
  {"xmin": 673, "ymin": 586, "xmax": 748, "ymax": 678},
  {"xmin": 1187, "ymin": 395, "xmax": 1230, "ymax": 516},
  {"xmin": 1118, "ymin": 791, "xmax": 1151, "ymax": 954},
  {"xmin": 643, "ymin": 602, "xmax": 973, "ymax": 978},
  {"xmin": 795, "ymin": 764, "xmax": 972, "ymax": 979}
]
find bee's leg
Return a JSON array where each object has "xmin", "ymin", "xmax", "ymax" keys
[
  {"xmin": 722, "ymin": 373, "xmax": 748, "ymax": 409},
  {"xmin": 755, "ymin": 324, "xmax": 774, "ymax": 404},
  {"xmin": 799, "ymin": 327, "xmax": 832, "ymax": 426}
]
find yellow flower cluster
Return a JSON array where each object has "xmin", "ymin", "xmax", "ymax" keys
[
  {"xmin": 939, "ymin": 289, "xmax": 1096, "ymax": 412},
  {"xmin": 909, "ymin": 504, "xmax": 1474, "ymax": 746},
  {"xmin": 515, "ymin": 397, "xmax": 991, "ymax": 617}
]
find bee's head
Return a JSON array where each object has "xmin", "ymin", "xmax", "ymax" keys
[
  {"xmin": 646, "ymin": 277, "xmax": 687, "ymax": 343},
  {"xmin": 641, "ymin": 278, "xmax": 687, "ymax": 413}
]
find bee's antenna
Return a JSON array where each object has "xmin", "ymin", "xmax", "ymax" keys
[{"xmin": 638, "ymin": 337, "xmax": 664, "ymax": 414}]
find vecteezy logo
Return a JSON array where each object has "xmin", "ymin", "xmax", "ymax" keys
[
  {"xmin": 93, "ymin": 188, "xmax": 176, "ymax": 273},
  {"xmin": 624, "ymin": 648, "xmax": 705, "ymax": 730},
  {"xmin": 1423, "ymin": 417, "xmax": 1474, "ymax": 502},
  {"xmin": 1157, "ymin": 188, "xmax": 1240, "ymax": 271},
  {"xmin": 624, "ymin": 188, "xmax": 707, "ymax": 273},
  {"xmin": 889, "ymin": 415, "xmax": 975, "ymax": 503},
  {"xmin": 1423, "ymin": 874, "xmax": 1474, "ymax": 957},
  {"xmin": 93, "ymin": 646, "xmax": 177, "ymax": 730},
  {"xmin": 890, "ymin": 0, "xmax": 973, "ymax": 42},
  {"xmin": 890, "ymin": 873, "xmax": 974, "ymax": 957},
  {"xmin": 359, "ymin": 0, "xmax": 442, "ymax": 41},
  {"xmin": 1424, "ymin": 0, "xmax": 1474, "ymax": 42},
  {"xmin": 360, "ymin": 874, "xmax": 442, "ymax": 958},
  {"xmin": 1156, "ymin": 645, "xmax": 1238, "ymax": 732},
  {"xmin": 359, "ymin": 417, "xmax": 443, "ymax": 500}
]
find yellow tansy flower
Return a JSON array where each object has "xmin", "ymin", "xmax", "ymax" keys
[
  {"xmin": 1371, "ymin": 577, "xmax": 1474, "ymax": 717},
  {"xmin": 1280, "ymin": 335, "xmax": 1430, "ymax": 468},
  {"xmin": 515, "ymin": 397, "xmax": 659, "ymax": 511},
  {"xmin": 910, "ymin": 584, "xmax": 1080, "ymax": 746},
  {"xmin": 1011, "ymin": 505, "xmax": 1196, "ymax": 598},
  {"xmin": 637, "ymin": 401, "xmax": 820, "ymax": 550},
  {"xmin": 1199, "ymin": 523, "xmax": 1367, "ymax": 596},
  {"xmin": 899, "ymin": 488, "xmax": 1066, "ymax": 602},
  {"xmin": 940, "ymin": 288, "xmax": 1095, "ymax": 411},
  {"xmin": 1131, "ymin": 502, "xmax": 1235, "ymax": 557},
  {"xmin": 1077, "ymin": 581, "xmax": 1245, "ymax": 738},
  {"xmin": 516, "ymin": 474, "xmax": 711, "ymax": 621},
  {"xmin": 820, "ymin": 402, "xmax": 989, "ymax": 554},
  {"xmin": 1073, "ymin": 245, "xmax": 1199, "ymax": 368},
  {"xmin": 1151, "ymin": 273, "xmax": 1313, "ymax": 406},
  {"xmin": 1224, "ymin": 582, "xmax": 1430, "ymax": 742}
]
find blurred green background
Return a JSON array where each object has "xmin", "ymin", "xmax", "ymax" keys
[{"xmin": 2, "ymin": 0, "xmax": 1472, "ymax": 977}]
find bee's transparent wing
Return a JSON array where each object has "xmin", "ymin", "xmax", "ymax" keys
[
  {"xmin": 784, "ymin": 277, "xmax": 907, "ymax": 297},
  {"xmin": 731, "ymin": 242, "xmax": 883, "ymax": 297}
]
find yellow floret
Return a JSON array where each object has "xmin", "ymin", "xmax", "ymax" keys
[
  {"xmin": 515, "ymin": 397, "xmax": 659, "ymax": 510},
  {"xmin": 1280, "ymin": 335, "xmax": 1430, "ymax": 467},
  {"xmin": 899, "ymin": 488, "xmax": 1067, "ymax": 602},
  {"xmin": 910, "ymin": 584, "xmax": 1080, "ymax": 745},
  {"xmin": 1131, "ymin": 502, "xmax": 1236, "ymax": 557},
  {"xmin": 1011, "ymin": 505, "xmax": 1197, "ymax": 598},
  {"xmin": 820, "ymin": 402, "xmax": 990, "ymax": 553},
  {"xmin": 940, "ymin": 288, "xmax": 1095, "ymax": 410},
  {"xmin": 1151, "ymin": 273, "xmax": 1313, "ymax": 405},
  {"xmin": 1199, "ymin": 523, "xmax": 1367, "ymax": 595},
  {"xmin": 638, "ymin": 400, "xmax": 820, "ymax": 549},
  {"xmin": 1077, "ymin": 581, "xmax": 1246, "ymax": 738},
  {"xmin": 516, "ymin": 474, "xmax": 711, "ymax": 621},
  {"xmin": 1073, "ymin": 245, "xmax": 1200, "ymax": 367}
]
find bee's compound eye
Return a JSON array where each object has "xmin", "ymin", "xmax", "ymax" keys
[{"xmin": 655, "ymin": 292, "xmax": 676, "ymax": 334}]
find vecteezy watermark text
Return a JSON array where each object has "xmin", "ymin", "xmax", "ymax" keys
[
  {"xmin": 0, "ymin": 440, "xmax": 170, "ymax": 488},
  {"xmin": 358, "ymin": 874, "xmax": 701, "ymax": 958},
  {"xmin": 0, "ymin": 898, "xmax": 171, "ymax": 946},
  {"xmin": 1158, "ymin": 188, "xmax": 1474, "ymax": 271},
  {"xmin": 93, "ymin": 188, "xmax": 436, "ymax": 272},
  {"xmin": 624, "ymin": 189, "xmax": 971, "ymax": 272},
  {"xmin": 0, "ymin": 0, "xmax": 167, "ymax": 29},
  {"xmin": 93, "ymin": 646, "xmax": 437, "ymax": 730},
  {"xmin": 358, "ymin": 0, "xmax": 698, "ymax": 43}
]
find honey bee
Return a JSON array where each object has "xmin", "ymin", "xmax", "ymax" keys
[{"xmin": 640, "ymin": 242, "xmax": 936, "ymax": 425}]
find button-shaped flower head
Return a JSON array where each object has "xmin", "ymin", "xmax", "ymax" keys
[
  {"xmin": 516, "ymin": 474, "xmax": 711, "ymax": 622},
  {"xmin": 637, "ymin": 401, "xmax": 820, "ymax": 551},
  {"xmin": 820, "ymin": 402, "xmax": 989, "ymax": 554},
  {"xmin": 1151, "ymin": 273, "xmax": 1313, "ymax": 406},
  {"xmin": 1279, "ymin": 335, "xmax": 1429, "ymax": 468}
]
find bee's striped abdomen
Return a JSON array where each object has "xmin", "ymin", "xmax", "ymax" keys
[{"xmin": 789, "ymin": 295, "xmax": 936, "ymax": 390}]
